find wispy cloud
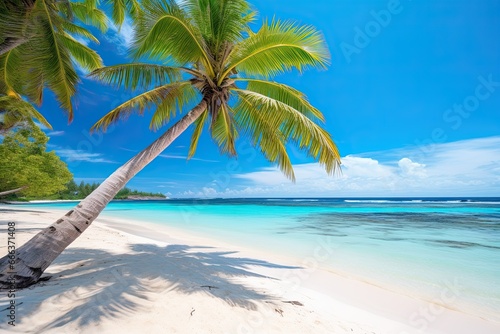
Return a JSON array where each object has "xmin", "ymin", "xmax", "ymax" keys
[
  {"xmin": 177, "ymin": 136, "xmax": 500, "ymax": 198},
  {"xmin": 159, "ymin": 154, "xmax": 219, "ymax": 163},
  {"xmin": 47, "ymin": 130, "xmax": 65, "ymax": 137},
  {"xmin": 55, "ymin": 148, "xmax": 117, "ymax": 163},
  {"xmin": 34, "ymin": 121, "xmax": 51, "ymax": 130},
  {"xmin": 119, "ymin": 147, "xmax": 138, "ymax": 152},
  {"xmin": 106, "ymin": 18, "xmax": 134, "ymax": 55}
]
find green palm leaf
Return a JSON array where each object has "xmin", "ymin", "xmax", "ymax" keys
[
  {"xmin": 108, "ymin": 0, "xmax": 142, "ymax": 28},
  {"xmin": 132, "ymin": 0, "xmax": 213, "ymax": 75},
  {"xmin": 70, "ymin": 2, "xmax": 108, "ymax": 32},
  {"xmin": 235, "ymin": 78, "xmax": 325, "ymax": 122},
  {"xmin": 0, "ymin": 96, "xmax": 52, "ymax": 133},
  {"xmin": 91, "ymin": 81, "xmax": 193, "ymax": 132},
  {"xmin": 211, "ymin": 103, "xmax": 238, "ymax": 156},
  {"xmin": 32, "ymin": 0, "xmax": 79, "ymax": 120},
  {"xmin": 89, "ymin": 63, "xmax": 183, "ymax": 91},
  {"xmin": 92, "ymin": 0, "xmax": 340, "ymax": 182},
  {"xmin": 188, "ymin": 109, "xmax": 209, "ymax": 158},
  {"xmin": 61, "ymin": 21, "xmax": 100, "ymax": 44},
  {"xmin": 234, "ymin": 93, "xmax": 294, "ymax": 180},
  {"xmin": 234, "ymin": 88, "xmax": 340, "ymax": 176},
  {"xmin": 222, "ymin": 19, "xmax": 330, "ymax": 81},
  {"xmin": 58, "ymin": 33, "xmax": 102, "ymax": 72},
  {"xmin": 185, "ymin": 0, "xmax": 254, "ymax": 54},
  {"xmin": 0, "ymin": 49, "xmax": 22, "ymax": 94},
  {"xmin": 112, "ymin": 0, "xmax": 127, "ymax": 28},
  {"xmin": 149, "ymin": 83, "xmax": 197, "ymax": 130}
]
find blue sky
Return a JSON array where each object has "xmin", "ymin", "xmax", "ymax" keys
[{"xmin": 40, "ymin": 0, "xmax": 500, "ymax": 198}]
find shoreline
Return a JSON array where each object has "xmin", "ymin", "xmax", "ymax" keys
[{"xmin": 1, "ymin": 206, "xmax": 499, "ymax": 333}]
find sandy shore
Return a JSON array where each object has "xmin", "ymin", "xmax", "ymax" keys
[{"xmin": 0, "ymin": 206, "xmax": 499, "ymax": 333}]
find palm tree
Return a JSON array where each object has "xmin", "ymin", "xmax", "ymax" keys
[
  {"xmin": 0, "ymin": 0, "xmax": 138, "ymax": 200},
  {"xmin": 0, "ymin": 0, "xmax": 140, "ymax": 124},
  {"xmin": 0, "ymin": 0, "xmax": 341, "ymax": 288},
  {"xmin": 0, "ymin": 0, "xmax": 104, "ymax": 200},
  {"xmin": 0, "ymin": 0, "xmax": 106, "ymax": 125},
  {"xmin": 0, "ymin": 0, "xmax": 139, "ymax": 56}
]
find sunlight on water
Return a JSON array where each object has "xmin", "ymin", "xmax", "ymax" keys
[{"xmin": 20, "ymin": 197, "xmax": 500, "ymax": 321}]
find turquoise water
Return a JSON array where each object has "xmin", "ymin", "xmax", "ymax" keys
[{"xmin": 14, "ymin": 198, "xmax": 500, "ymax": 321}]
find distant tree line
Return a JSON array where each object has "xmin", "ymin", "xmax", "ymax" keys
[
  {"xmin": 0, "ymin": 125, "xmax": 166, "ymax": 202},
  {"xmin": 59, "ymin": 180, "xmax": 166, "ymax": 200}
]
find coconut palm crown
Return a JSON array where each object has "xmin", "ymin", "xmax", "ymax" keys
[
  {"xmin": 91, "ymin": 0, "xmax": 340, "ymax": 180},
  {"xmin": 0, "ymin": 0, "xmax": 341, "ymax": 289}
]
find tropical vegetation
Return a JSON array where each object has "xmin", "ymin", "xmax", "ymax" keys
[
  {"xmin": 0, "ymin": 0, "xmax": 139, "ymax": 130},
  {"xmin": 57, "ymin": 180, "xmax": 166, "ymax": 200},
  {"xmin": 0, "ymin": 178, "xmax": 166, "ymax": 201},
  {"xmin": 0, "ymin": 0, "xmax": 341, "ymax": 288},
  {"xmin": 0, "ymin": 125, "xmax": 73, "ymax": 198}
]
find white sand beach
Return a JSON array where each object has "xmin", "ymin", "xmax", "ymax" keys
[{"xmin": 1, "ymin": 206, "xmax": 499, "ymax": 334}]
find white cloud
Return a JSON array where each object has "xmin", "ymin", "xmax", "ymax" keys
[
  {"xmin": 119, "ymin": 147, "xmax": 138, "ymax": 152},
  {"xmin": 47, "ymin": 130, "xmax": 65, "ymax": 137},
  {"xmin": 159, "ymin": 154, "xmax": 219, "ymax": 163},
  {"xmin": 34, "ymin": 121, "xmax": 51, "ymax": 130},
  {"xmin": 106, "ymin": 19, "xmax": 134, "ymax": 54},
  {"xmin": 177, "ymin": 136, "xmax": 500, "ymax": 197},
  {"xmin": 398, "ymin": 158, "xmax": 426, "ymax": 178},
  {"xmin": 55, "ymin": 148, "xmax": 116, "ymax": 163}
]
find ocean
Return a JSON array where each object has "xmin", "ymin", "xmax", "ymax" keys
[{"xmin": 13, "ymin": 197, "xmax": 500, "ymax": 322}]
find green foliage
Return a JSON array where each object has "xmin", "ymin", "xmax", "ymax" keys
[
  {"xmin": 0, "ymin": 125, "xmax": 73, "ymax": 198},
  {"xmin": 114, "ymin": 187, "xmax": 166, "ymax": 199},
  {"xmin": 90, "ymin": 0, "xmax": 341, "ymax": 181},
  {"xmin": 0, "ymin": 0, "xmax": 141, "ymax": 129},
  {"xmin": 0, "ymin": 96, "xmax": 51, "ymax": 134},
  {"xmin": 0, "ymin": 0, "xmax": 105, "ymax": 122},
  {"xmin": 52, "ymin": 180, "xmax": 166, "ymax": 200}
]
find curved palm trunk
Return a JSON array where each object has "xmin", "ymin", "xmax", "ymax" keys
[
  {"xmin": 0, "ymin": 186, "xmax": 27, "ymax": 197},
  {"xmin": 0, "ymin": 100, "xmax": 207, "ymax": 288}
]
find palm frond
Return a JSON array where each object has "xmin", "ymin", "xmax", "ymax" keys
[
  {"xmin": 0, "ymin": 49, "xmax": 21, "ymax": 93},
  {"xmin": 233, "ymin": 93, "xmax": 294, "ymax": 180},
  {"xmin": 1, "ymin": 47, "xmax": 45, "ymax": 105},
  {"xmin": 188, "ymin": 109, "xmax": 208, "ymax": 158},
  {"xmin": 235, "ymin": 78, "xmax": 325, "ymax": 122},
  {"xmin": 132, "ymin": 0, "xmax": 213, "ymax": 75},
  {"xmin": 125, "ymin": 0, "xmax": 143, "ymax": 19},
  {"xmin": 56, "ymin": 0, "xmax": 74, "ymax": 20},
  {"xmin": 91, "ymin": 81, "xmax": 193, "ymax": 132},
  {"xmin": 223, "ymin": 19, "xmax": 330, "ymax": 81},
  {"xmin": 0, "ymin": 96, "xmax": 52, "ymax": 133},
  {"xmin": 210, "ymin": 103, "xmax": 238, "ymax": 156},
  {"xmin": 61, "ymin": 21, "xmax": 100, "ymax": 44},
  {"xmin": 70, "ymin": 2, "xmax": 108, "ymax": 32},
  {"xmin": 32, "ymin": 0, "xmax": 79, "ymax": 121},
  {"xmin": 234, "ymin": 88, "xmax": 340, "ymax": 176},
  {"xmin": 184, "ymin": 0, "xmax": 254, "ymax": 54},
  {"xmin": 22, "ymin": 66, "xmax": 44, "ymax": 106},
  {"xmin": 105, "ymin": 0, "xmax": 142, "ymax": 28},
  {"xmin": 149, "ymin": 83, "xmax": 197, "ymax": 130},
  {"xmin": 58, "ymin": 33, "xmax": 103, "ymax": 72},
  {"xmin": 89, "ymin": 63, "xmax": 183, "ymax": 90},
  {"xmin": 111, "ymin": 0, "xmax": 126, "ymax": 28}
]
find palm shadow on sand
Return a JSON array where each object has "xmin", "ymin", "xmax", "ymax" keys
[{"xmin": 2, "ymin": 243, "xmax": 301, "ymax": 331}]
